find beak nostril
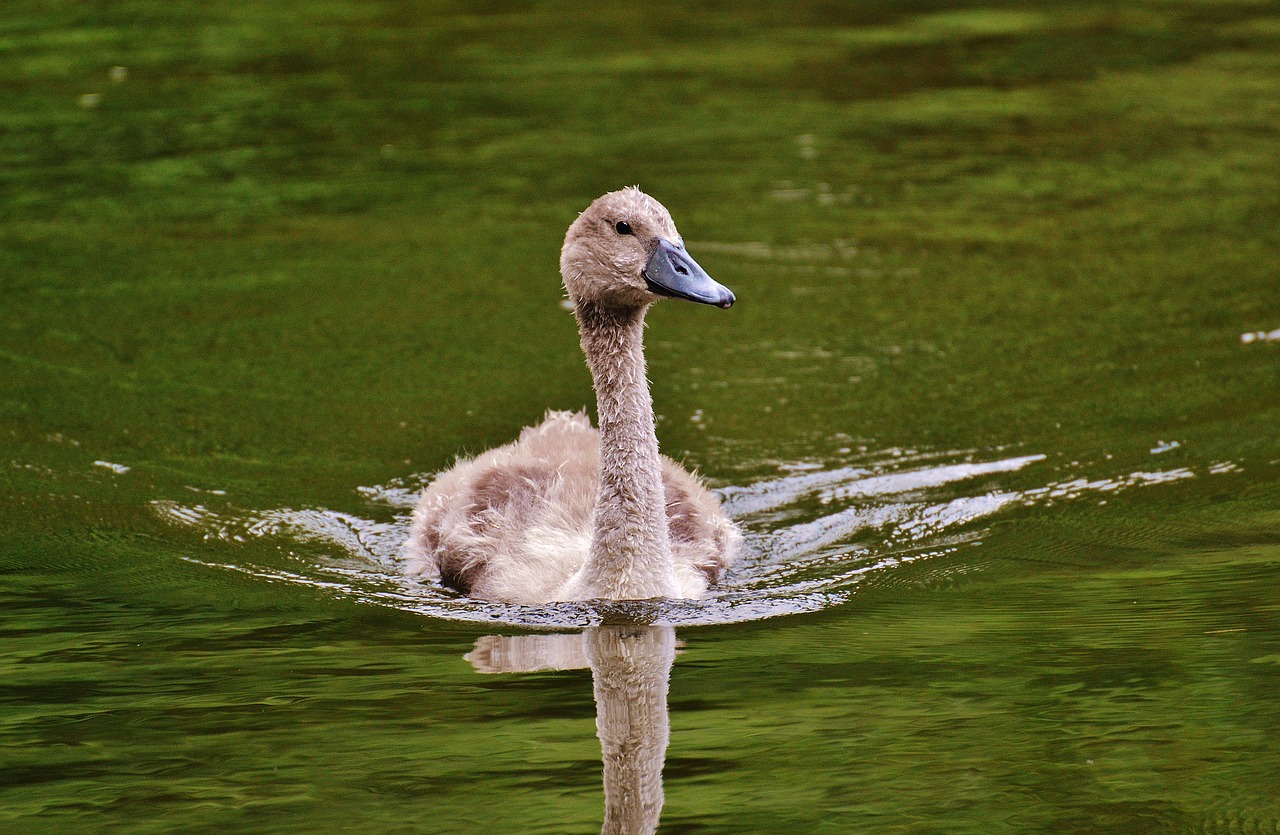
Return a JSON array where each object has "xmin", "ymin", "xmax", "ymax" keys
[{"xmin": 675, "ymin": 265, "xmax": 688, "ymax": 275}]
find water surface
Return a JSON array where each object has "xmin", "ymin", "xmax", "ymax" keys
[{"xmin": 3, "ymin": 1, "xmax": 1279, "ymax": 832}]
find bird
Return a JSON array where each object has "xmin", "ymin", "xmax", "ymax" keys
[{"xmin": 401, "ymin": 187, "xmax": 741, "ymax": 603}]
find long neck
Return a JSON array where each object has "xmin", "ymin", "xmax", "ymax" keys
[{"xmin": 575, "ymin": 301, "xmax": 675, "ymax": 599}]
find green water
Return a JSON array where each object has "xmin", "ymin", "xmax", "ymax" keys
[{"xmin": 3, "ymin": 1, "xmax": 1280, "ymax": 831}]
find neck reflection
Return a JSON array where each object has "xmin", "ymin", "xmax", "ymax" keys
[{"xmin": 466, "ymin": 626, "xmax": 676, "ymax": 835}]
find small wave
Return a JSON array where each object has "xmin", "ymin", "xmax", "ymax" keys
[{"xmin": 153, "ymin": 447, "xmax": 1229, "ymax": 628}]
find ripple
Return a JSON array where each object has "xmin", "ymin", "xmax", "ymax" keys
[{"xmin": 153, "ymin": 447, "xmax": 1233, "ymax": 629}]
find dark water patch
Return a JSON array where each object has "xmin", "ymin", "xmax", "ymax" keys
[
  {"xmin": 1185, "ymin": 1, "xmax": 1280, "ymax": 27},
  {"xmin": 791, "ymin": 16, "xmax": 1268, "ymax": 102},
  {"xmin": 792, "ymin": 0, "xmax": 1024, "ymax": 28},
  {"xmin": 156, "ymin": 620, "xmax": 347, "ymax": 653},
  {"xmin": 1050, "ymin": 800, "xmax": 1192, "ymax": 835},
  {"xmin": 850, "ymin": 110, "xmax": 1203, "ymax": 167},
  {"xmin": 1030, "ymin": 647, "xmax": 1185, "ymax": 696},
  {"xmin": 0, "ymin": 680, "xmax": 116, "ymax": 706},
  {"xmin": 0, "ymin": 761, "xmax": 122, "ymax": 791},
  {"xmin": 657, "ymin": 818, "xmax": 719, "ymax": 835},
  {"xmin": 667, "ymin": 698, "xmax": 725, "ymax": 713},
  {"xmin": 663, "ymin": 755, "xmax": 737, "ymax": 780},
  {"xmin": 503, "ymin": 762, "xmax": 613, "ymax": 791},
  {"xmin": 1176, "ymin": 518, "xmax": 1280, "ymax": 552}
]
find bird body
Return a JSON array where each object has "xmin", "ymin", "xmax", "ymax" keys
[{"xmin": 402, "ymin": 410, "xmax": 737, "ymax": 603}]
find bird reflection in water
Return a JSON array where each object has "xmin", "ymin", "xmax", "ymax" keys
[{"xmin": 466, "ymin": 626, "xmax": 675, "ymax": 835}]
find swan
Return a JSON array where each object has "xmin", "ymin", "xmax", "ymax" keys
[{"xmin": 402, "ymin": 187, "xmax": 741, "ymax": 603}]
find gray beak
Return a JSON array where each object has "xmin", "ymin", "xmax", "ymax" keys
[{"xmin": 642, "ymin": 239, "xmax": 735, "ymax": 309}]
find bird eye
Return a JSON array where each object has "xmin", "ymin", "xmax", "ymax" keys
[{"xmin": 615, "ymin": 221, "xmax": 633, "ymax": 236}]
